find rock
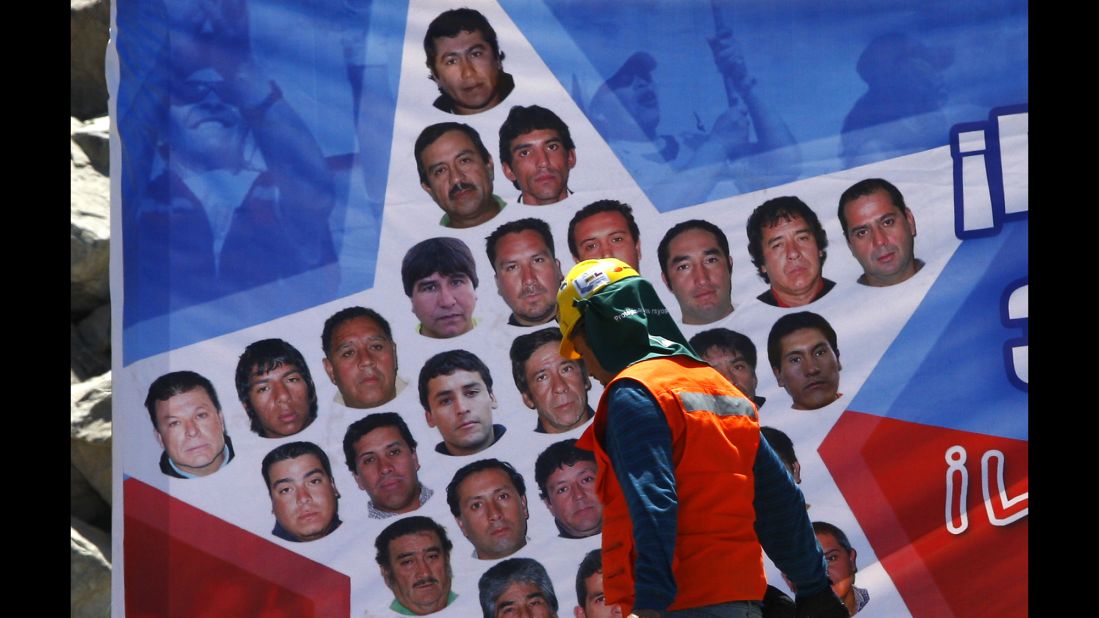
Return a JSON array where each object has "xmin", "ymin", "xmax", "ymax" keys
[
  {"xmin": 71, "ymin": 516, "xmax": 111, "ymax": 618},
  {"xmin": 71, "ymin": 160, "xmax": 110, "ymax": 313},
  {"xmin": 71, "ymin": 321, "xmax": 110, "ymax": 394},
  {"xmin": 72, "ymin": 462, "xmax": 111, "ymax": 531},
  {"xmin": 71, "ymin": 372, "xmax": 112, "ymax": 506},
  {"xmin": 72, "ymin": 116, "xmax": 111, "ymax": 176},
  {"xmin": 72, "ymin": 117, "xmax": 92, "ymax": 167},
  {"xmin": 71, "ymin": 0, "xmax": 111, "ymax": 120},
  {"xmin": 78, "ymin": 303, "xmax": 112, "ymax": 356}
]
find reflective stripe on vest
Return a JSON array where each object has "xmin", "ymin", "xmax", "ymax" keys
[{"xmin": 677, "ymin": 391, "xmax": 756, "ymax": 417}]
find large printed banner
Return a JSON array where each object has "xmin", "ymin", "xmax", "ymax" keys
[{"xmin": 108, "ymin": 0, "xmax": 1027, "ymax": 615}]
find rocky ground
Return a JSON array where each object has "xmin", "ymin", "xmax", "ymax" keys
[{"xmin": 71, "ymin": 0, "xmax": 113, "ymax": 615}]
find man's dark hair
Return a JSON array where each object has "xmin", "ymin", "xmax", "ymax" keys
[
  {"xmin": 261, "ymin": 441, "xmax": 334, "ymax": 489},
  {"xmin": 401, "ymin": 237, "xmax": 480, "ymax": 297},
  {"xmin": 478, "ymin": 558, "xmax": 558, "ymax": 618},
  {"xmin": 321, "ymin": 306, "xmax": 393, "ymax": 357},
  {"xmin": 509, "ymin": 328, "xmax": 586, "ymax": 396},
  {"xmin": 688, "ymin": 328, "xmax": 758, "ymax": 369},
  {"xmin": 575, "ymin": 549, "xmax": 603, "ymax": 608},
  {"xmin": 534, "ymin": 439, "xmax": 595, "ymax": 500},
  {"xmin": 342, "ymin": 412, "xmax": 418, "ymax": 474},
  {"xmin": 423, "ymin": 8, "xmax": 503, "ymax": 72},
  {"xmin": 746, "ymin": 196, "xmax": 829, "ymax": 284},
  {"xmin": 657, "ymin": 219, "xmax": 731, "ymax": 280},
  {"xmin": 486, "ymin": 218, "xmax": 556, "ymax": 271},
  {"xmin": 419, "ymin": 349, "xmax": 494, "ymax": 411},
  {"xmin": 144, "ymin": 370, "xmax": 221, "ymax": 428},
  {"xmin": 235, "ymin": 339, "xmax": 318, "ymax": 436},
  {"xmin": 498, "ymin": 105, "xmax": 575, "ymax": 185},
  {"xmin": 766, "ymin": 311, "xmax": 840, "ymax": 370},
  {"xmin": 837, "ymin": 177, "xmax": 909, "ymax": 236},
  {"xmin": 812, "ymin": 521, "xmax": 854, "ymax": 553},
  {"xmin": 760, "ymin": 426, "xmax": 798, "ymax": 468},
  {"xmin": 567, "ymin": 200, "xmax": 640, "ymax": 259},
  {"xmin": 446, "ymin": 458, "xmax": 526, "ymax": 517},
  {"xmin": 414, "ymin": 122, "xmax": 493, "ymax": 185},
  {"xmin": 374, "ymin": 515, "xmax": 453, "ymax": 570}
]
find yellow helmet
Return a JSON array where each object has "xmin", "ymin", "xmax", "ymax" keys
[{"xmin": 557, "ymin": 258, "xmax": 640, "ymax": 359}]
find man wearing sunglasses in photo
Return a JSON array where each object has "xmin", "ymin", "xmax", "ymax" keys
[{"xmin": 125, "ymin": 11, "xmax": 338, "ymax": 322}]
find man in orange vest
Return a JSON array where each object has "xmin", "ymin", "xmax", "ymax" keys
[{"xmin": 557, "ymin": 258, "xmax": 847, "ymax": 618}]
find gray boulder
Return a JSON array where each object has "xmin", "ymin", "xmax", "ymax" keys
[
  {"xmin": 71, "ymin": 157, "xmax": 110, "ymax": 314},
  {"xmin": 71, "ymin": 516, "xmax": 111, "ymax": 618},
  {"xmin": 72, "ymin": 116, "xmax": 111, "ymax": 176},
  {"xmin": 72, "ymin": 319, "xmax": 110, "ymax": 383},
  {"xmin": 71, "ymin": 372, "xmax": 112, "ymax": 506},
  {"xmin": 71, "ymin": 0, "xmax": 111, "ymax": 120}
]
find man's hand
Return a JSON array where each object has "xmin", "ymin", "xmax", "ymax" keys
[
  {"xmin": 709, "ymin": 107, "xmax": 752, "ymax": 157},
  {"xmin": 795, "ymin": 587, "xmax": 849, "ymax": 618},
  {"xmin": 707, "ymin": 30, "xmax": 750, "ymax": 90},
  {"xmin": 629, "ymin": 609, "xmax": 664, "ymax": 618}
]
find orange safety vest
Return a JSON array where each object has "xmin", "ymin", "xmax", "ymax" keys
[{"xmin": 576, "ymin": 356, "xmax": 767, "ymax": 613}]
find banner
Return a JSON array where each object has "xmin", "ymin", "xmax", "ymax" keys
[{"xmin": 109, "ymin": 0, "xmax": 1027, "ymax": 615}]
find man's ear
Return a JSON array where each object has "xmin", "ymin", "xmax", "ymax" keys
[
  {"xmin": 520, "ymin": 391, "xmax": 536, "ymax": 410},
  {"xmin": 322, "ymin": 357, "xmax": 336, "ymax": 384},
  {"xmin": 502, "ymin": 161, "xmax": 517, "ymax": 183}
]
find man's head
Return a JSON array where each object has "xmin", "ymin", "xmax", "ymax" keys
[
  {"xmin": 760, "ymin": 426, "xmax": 801, "ymax": 484},
  {"xmin": 235, "ymin": 338, "xmax": 317, "ymax": 438},
  {"xmin": 574, "ymin": 549, "xmax": 621, "ymax": 618},
  {"xmin": 145, "ymin": 371, "xmax": 228, "ymax": 477},
  {"xmin": 557, "ymin": 258, "xmax": 691, "ymax": 387},
  {"xmin": 589, "ymin": 52, "xmax": 660, "ymax": 139},
  {"xmin": 658, "ymin": 219, "xmax": 734, "ymax": 325},
  {"xmin": 567, "ymin": 200, "xmax": 642, "ymax": 271},
  {"xmin": 767, "ymin": 312, "xmax": 842, "ymax": 410},
  {"xmin": 510, "ymin": 328, "xmax": 591, "ymax": 434},
  {"xmin": 486, "ymin": 218, "xmax": 564, "ymax": 326},
  {"xmin": 688, "ymin": 328, "xmax": 759, "ymax": 400},
  {"xmin": 321, "ymin": 307, "xmax": 399, "ymax": 409},
  {"xmin": 402, "ymin": 237, "xmax": 479, "ymax": 338},
  {"xmin": 447, "ymin": 459, "xmax": 529, "ymax": 560},
  {"xmin": 499, "ymin": 105, "xmax": 576, "ymax": 205},
  {"xmin": 423, "ymin": 8, "xmax": 507, "ymax": 115},
  {"xmin": 534, "ymin": 439, "xmax": 601, "ymax": 538},
  {"xmin": 747, "ymin": 197, "xmax": 830, "ymax": 307},
  {"xmin": 838, "ymin": 178, "xmax": 920, "ymax": 287},
  {"xmin": 415, "ymin": 123, "xmax": 500, "ymax": 229},
  {"xmin": 479, "ymin": 558, "xmax": 559, "ymax": 618},
  {"xmin": 813, "ymin": 521, "xmax": 859, "ymax": 605},
  {"xmin": 167, "ymin": 67, "xmax": 247, "ymax": 172},
  {"xmin": 261, "ymin": 441, "xmax": 340, "ymax": 542},
  {"xmin": 375, "ymin": 516, "xmax": 455, "ymax": 616},
  {"xmin": 857, "ymin": 32, "xmax": 950, "ymax": 110},
  {"xmin": 342, "ymin": 413, "xmax": 423, "ymax": 514},
  {"xmin": 419, "ymin": 350, "xmax": 498, "ymax": 456}
]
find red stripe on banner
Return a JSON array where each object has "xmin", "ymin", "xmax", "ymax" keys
[
  {"xmin": 123, "ymin": 477, "xmax": 350, "ymax": 617},
  {"xmin": 820, "ymin": 410, "xmax": 1028, "ymax": 617}
]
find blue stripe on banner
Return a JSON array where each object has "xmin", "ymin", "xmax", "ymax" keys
[
  {"xmin": 849, "ymin": 218, "xmax": 1027, "ymax": 440},
  {"xmin": 500, "ymin": 0, "xmax": 1027, "ymax": 212}
]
